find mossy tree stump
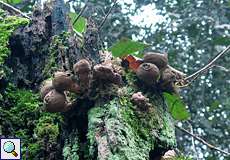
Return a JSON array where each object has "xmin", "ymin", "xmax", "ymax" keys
[
  {"xmin": 62, "ymin": 71, "xmax": 176, "ymax": 160},
  {"xmin": 1, "ymin": 1, "xmax": 177, "ymax": 159}
]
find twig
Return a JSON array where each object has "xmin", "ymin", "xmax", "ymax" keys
[
  {"xmin": 175, "ymin": 125, "xmax": 230, "ymax": 156},
  {"xmin": 212, "ymin": 65, "xmax": 229, "ymax": 72},
  {"xmin": 98, "ymin": 0, "xmax": 118, "ymax": 30},
  {"xmin": 187, "ymin": 122, "xmax": 198, "ymax": 160},
  {"xmin": 184, "ymin": 45, "xmax": 230, "ymax": 82},
  {"xmin": 0, "ymin": 1, "xmax": 31, "ymax": 20},
  {"xmin": 73, "ymin": 3, "xmax": 87, "ymax": 26}
]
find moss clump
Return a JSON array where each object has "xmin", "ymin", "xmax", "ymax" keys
[
  {"xmin": 87, "ymin": 96, "xmax": 176, "ymax": 160},
  {"xmin": 0, "ymin": 84, "xmax": 63, "ymax": 159},
  {"xmin": 0, "ymin": 9, "xmax": 29, "ymax": 65},
  {"xmin": 0, "ymin": 9, "xmax": 29, "ymax": 81},
  {"xmin": 42, "ymin": 32, "xmax": 70, "ymax": 78},
  {"xmin": 63, "ymin": 131, "xmax": 80, "ymax": 160}
]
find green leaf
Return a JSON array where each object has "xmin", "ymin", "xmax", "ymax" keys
[
  {"xmin": 4, "ymin": 0, "xmax": 22, "ymax": 5},
  {"xmin": 69, "ymin": 12, "xmax": 87, "ymax": 34},
  {"xmin": 163, "ymin": 92, "xmax": 190, "ymax": 120},
  {"xmin": 209, "ymin": 100, "xmax": 220, "ymax": 111},
  {"xmin": 108, "ymin": 37, "xmax": 150, "ymax": 57},
  {"xmin": 213, "ymin": 37, "xmax": 230, "ymax": 45}
]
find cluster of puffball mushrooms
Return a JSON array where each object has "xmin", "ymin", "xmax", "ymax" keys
[
  {"xmin": 40, "ymin": 52, "xmax": 184, "ymax": 112},
  {"xmin": 130, "ymin": 53, "xmax": 184, "ymax": 110},
  {"xmin": 136, "ymin": 52, "xmax": 184, "ymax": 90},
  {"xmin": 40, "ymin": 59, "xmax": 122, "ymax": 112}
]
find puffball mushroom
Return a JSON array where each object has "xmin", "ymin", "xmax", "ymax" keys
[
  {"xmin": 52, "ymin": 71, "xmax": 80, "ymax": 94},
  {"xmin": 73, "ymin": 59, "xmax": 92, "ymax": 90},
  {"xmin": 40, "ymin": 80, "xmax": 54, "ymax": 99},
  {"xmin": 93, "ymin": 64, "xmax": 122, "ymax": 85},
  {"xmin": 131, "ymin": 92, "xmax": 151, "ymax": 111},
  {"xmin": 136, "ymin": 63, "xmax": 160, "ymax": 86},
  {"xmin": 143, "ymin": 52, "xmax": 168, "ymax": 70},
  {"xmin": 43, "ymin": 89, "xmax": 71, "ymax": 112},
  {"xmin": 73, "ymin": 59, "xmax": 91, "ymax": 75}
]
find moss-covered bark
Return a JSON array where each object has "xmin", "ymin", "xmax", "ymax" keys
[
  {"xmin": 0, "ymin": 3, "xmax": 177, "ymax": 160},
  {"xmin": 62, "ymin": 71, "xmax": 176, "ymax": 160}
]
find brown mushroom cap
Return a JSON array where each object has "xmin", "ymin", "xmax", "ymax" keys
[
  {"xmin": 73, "ymin": 59, "xmax": 91, "ymax": 75},
  {"xmin": 43, "ymin": 89, "xmax": 68, "ymax": 112},
  {"xmin": 136, "ymin": 63, "xmax": 160, "ymax": 86},
  {"xmin": 52, "ymin": 71, "xmax": 80, "ymax": 93},
  {"xmin": 40, "ymin": 80, "xmax": 54, "ymax": 99},
  {"xmin": 143, "ymin": 52, "xmax": 168, "ymax": 70},
  {"xmin": 93, "ymin": 64, "xmax": 122, "ymax": 85}
]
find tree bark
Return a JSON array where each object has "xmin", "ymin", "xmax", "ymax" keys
[{"xmin": 2, "ymin": 1, "xmax": 176, "ymax": 159}]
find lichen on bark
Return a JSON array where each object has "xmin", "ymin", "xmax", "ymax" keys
[{"xmin": 86, "ymin": 77, "xmax": 176, "ymax": 160}]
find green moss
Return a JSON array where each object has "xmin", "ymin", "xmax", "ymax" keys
[
  {"xmin": 42, "ymin": 32, "xmax": 70, "ymax": 78},
  {"xmin": 63, "ymin": 131, "xmax": 80, "ymax": 160},
  {"xmin": 87, "ymin": 95, "xmax": 176, "ymax": 160},
  {"xmin": 87, "ymin": 107, "xmax": 106, "ymax": 158},
  {"xmin": 0, "ymin": 84, "xmax": 63, "ymax": 159},
  {"xmin": 34, "ymin": 113, "xmax": 62, "ymax": 142},
  {"xmin": 0, "ymin": 9, "xmax": 29, "ymax": 65}
]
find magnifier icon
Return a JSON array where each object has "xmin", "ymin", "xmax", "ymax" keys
[{"xmin": 3, "ymin": 141, "xmax": 18, "ymax": 157}]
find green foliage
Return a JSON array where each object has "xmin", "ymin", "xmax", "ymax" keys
[
  {"xmin": 0, "ymin": 84, "xmax": 63, "ymax": 159},
  {"xmin": 213, "ymin": 37, "xmax": 230, "ymax": 45},
  {"xmin": 69, "ymin": 12, "xmax": 87, "ymax": 34},
  {"xmin": 108, "ymin": 37, "xmax": 150, "ymax": 57},
  {"xmin": 163, "ymin": 92, "xmax": 190, "ymax": 121},
  {"xmin": 3, "ymin": 0, "xmax": 22, "ymax": 5}
]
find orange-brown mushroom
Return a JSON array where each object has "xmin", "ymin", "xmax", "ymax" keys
[
  {"xmin": 52, "ymin": 71, "xmax": 80, "ymax": 94},
  {"xmin": 43, "ymin": 89, "xmax": 71, "ymax": 112},
  {"xmin": 136, "ymin": 63, "xmax": 160, "ymax": 86},
  {"xmin": 143, "ymin": 52, "xmax": 168, "ymax": 70},
  {"xmin": 40, "ymin": 80, "xmax": 54, "ymax": 99}
]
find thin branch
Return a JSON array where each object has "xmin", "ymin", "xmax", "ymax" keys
[
  {"xmin": 175, "ymin": 125, "xmax": 230, "ymax": 156},
  {"xmin": 184, "ymin": 45, "xmax": 230, "ymax": 82},
  {"xmin": 212, "ymin": 65, "xmax": 230, "ymax": 72},
  {"xmin": 98, "ymin": 0, "xmax": 118, "ymax": 30},
  {"xmin": 187, "ymin": 122, "xmax": 198, "ymax": 160},
  {"xmin": 73, "ymin": 3, "xmax": 87, "ymax": 26},
  {"xmin": 0, "ymin": 1, "xmax": 31, "ymax": 20}
]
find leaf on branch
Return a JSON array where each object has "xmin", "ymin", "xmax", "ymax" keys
[
  {"xmin": 3, "ymin": 0, "xmax": 22, "ymax": 5},
  {"xmin": 213, "ymin": 37, "xmax": 230, "ymax": 45},
  {"xmin": 108, "ymin": 37, "xmax": 150, "ymax": 57},
  {"xmin": 69, "ymin": 12, "xmax": 87, "ymax": 34},
  {"xmin": 163, "ymin": 92, "xmax": 190, "ymax": 120}
]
